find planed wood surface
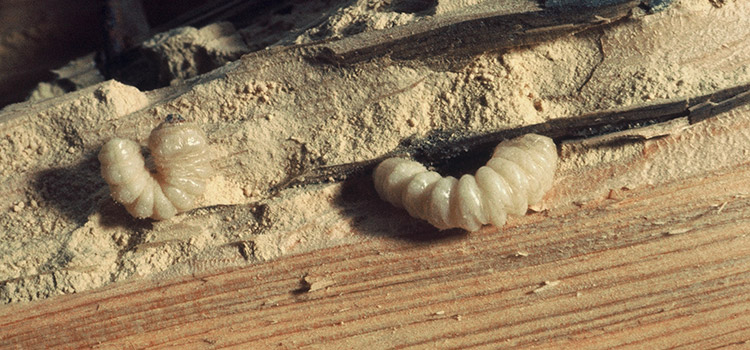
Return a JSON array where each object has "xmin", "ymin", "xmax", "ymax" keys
[{"xmin": 1, "ymin": 110, "xmax": 749, "ymax": 349}]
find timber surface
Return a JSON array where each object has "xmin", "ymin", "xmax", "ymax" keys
[
  {"xmin": 1, "ymin": 154, "xmax": 749, "ymax": 349},
  {"xmin": 2, "ymin": 1, "xmax": 750, "ymax": 348}
]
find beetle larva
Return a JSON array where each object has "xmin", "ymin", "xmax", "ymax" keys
[
  {"xmin": 98, "ymin": 114, "xmax": 212, "ymax": 220},
  {"xmin": 373, "ymin": 133, "xmax": 557, "ymax": 231}
]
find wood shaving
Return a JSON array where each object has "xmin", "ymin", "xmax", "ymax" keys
[
  {"xmin": 716, "ymin": 202, "xmax": 728, "ymax": 214},
  {"xmin": 302, "ymin": 275, "xmax": 335, "ymax": 292},
  {"xmin": 532, "ymin": 280, "xmax": 561, "ymax": 294},
  {"xmin": 666, "ymin": 228, "xmax": 690, "ymax": 236}
]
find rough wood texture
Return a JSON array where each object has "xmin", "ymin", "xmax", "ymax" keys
[
  {"xmin": 1, "ymin": 172, "xmax": 748, "ymax": 349},
  {"xmin": 286, "ymin": 83, "xmax": 750, "ymax": 188},
  {"xmin": 314, "ymin": 0, "xmax": 640, "ymax": 66},
  {"xmin": 1, "ymin": 105, "xmax": 749, "ymax": 348},
  {"xmin": 2, "ymin": 1, "xmax": 750, "ymax": 348}
]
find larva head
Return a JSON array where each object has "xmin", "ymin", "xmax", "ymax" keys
[{"xmin": 148, "ymin": 118, "xmax": 209, "ymax": 160}]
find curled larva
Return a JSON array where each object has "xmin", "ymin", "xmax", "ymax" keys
[
  {"xmin": 373, "ymin": 133, "xmax": 557, "ymax": 232},
  {"xmin": 98, "ymin": 114, "xmax": 212, "ymax": 220}
]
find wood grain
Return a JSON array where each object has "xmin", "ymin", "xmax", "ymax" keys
[
  {"xmin": 1, "ymin": 127, "xmax": 749, "ymax": 349},
  {"xmin": 2, "ymin": 1, "xmax": 750, "ymax": 348}
]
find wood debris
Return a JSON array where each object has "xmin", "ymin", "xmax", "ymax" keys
[
  {"xmin": 302, "ymin": 274, "xmax": 336, "ymax": 293},
  {"xmin": 665, "ymin": 228, "xmax": 690, "ymax": 236},
  {"xmin": 716, "ymin": 202, "xmax": 728, "ymax": 214},
  {"xmin": 532, "ymin": 280, "xmax": 561, "ymax": 294}
]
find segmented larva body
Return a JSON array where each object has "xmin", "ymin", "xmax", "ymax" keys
[
  {"xmin": 98, "ymin": 115, "xmax": 212, "ymax": 220},
  {"xmin": 373, "ymin": 134, "xmax": 557, "ymax": 232}
]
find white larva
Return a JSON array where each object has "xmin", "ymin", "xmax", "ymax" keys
[
  {"xmin": 98, "ymin": 115, "xmax": 212, "ymax": 220},
  {"xmin": 373, "ymin": 133, "xmax": 557, "ymax": 231}
]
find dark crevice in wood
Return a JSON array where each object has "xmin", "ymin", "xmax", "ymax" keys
[
  {"xmin": 576, "ymin": 32, "xmax": 606, "ymax": 94},
  {"xmin": 311, "ymin": 0, "xmax": 641, "ymax": 69},
  {"xmin": 273, "ymin": 82, "xmax": 750, "ymax": 192}
]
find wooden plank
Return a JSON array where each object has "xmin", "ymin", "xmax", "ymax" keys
[
  {"xmin": 2, "ymin": 1, "xmax": 750, "ymax": 348},
  {"xmin": 1, "ymin": 107, "xmax": 749, "ymax": 348},
  {"xmin": 0, "ymin": 168, "xmax": 748, "ymax": 348}
]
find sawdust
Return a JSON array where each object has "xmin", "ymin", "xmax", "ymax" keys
[{"xmin": 1, "ymin": 0, "xmax": 749, "ymax": 304}]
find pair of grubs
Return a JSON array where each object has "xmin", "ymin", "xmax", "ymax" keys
[{"xmin": 100, "ymin": 116, "xmax": 557, "ymax": 231}]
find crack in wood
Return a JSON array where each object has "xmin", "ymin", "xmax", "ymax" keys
[
  {"xmin": 312, "ymin": 0, "xmax": 641, "ymax": 69},
  {"xmin": 273, "ymin": 82, "xmax": 750, "ymax": 191},
  {"xmin": 576, "ymin": 32, "xmax": 606, "ymax": 94}
]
